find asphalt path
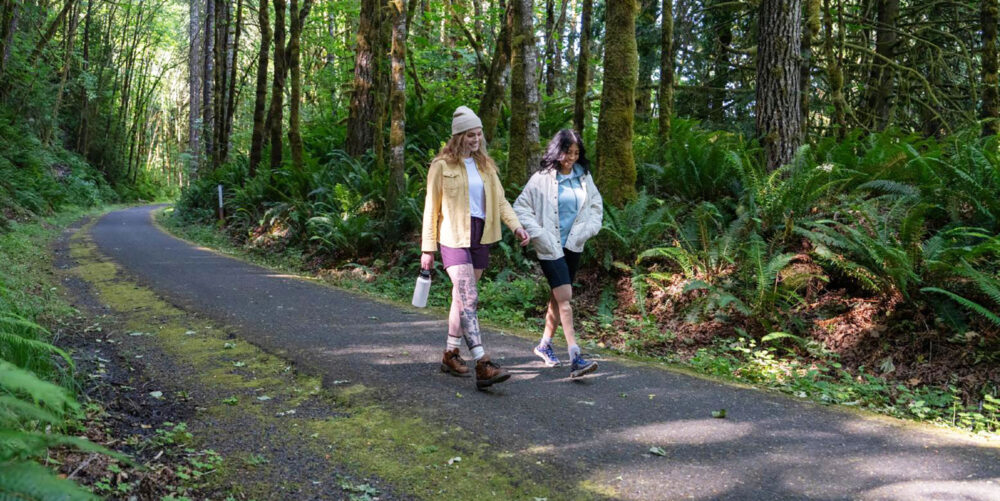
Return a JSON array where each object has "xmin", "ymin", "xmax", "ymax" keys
[{"xmin": 90, "ymin": 205, "xmax": 1000, "ymax": 500}]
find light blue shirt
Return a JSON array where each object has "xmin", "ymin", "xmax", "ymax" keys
[
  {"xmin": 464, "ymin": 157, "xmax": 486, "ymax": 219},
  {"xmin": 556, "ymin": 165, "xmax": 585, "ymax": 247}
]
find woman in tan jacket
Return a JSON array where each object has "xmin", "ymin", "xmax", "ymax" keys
[
  {"xmin": 420, "ymin": 106, "xmax": 530, "ymax": 389},
  {"xmin": 514, "ymin": 129, "xmax": 603, "ymax": 378}
]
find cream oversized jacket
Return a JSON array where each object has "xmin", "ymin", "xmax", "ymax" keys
[
  {"xmin": 421, "ymin": 157, "xmax": 522, "ymax": 253},
  {"xmin": 513, "ymin": 167, "xmax": 603, "ymax": 260}
]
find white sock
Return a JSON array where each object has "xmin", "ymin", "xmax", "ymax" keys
[
  {"xmin": 446, "ymin": 335, "xmax": 462, "ymax": 350},
  {"xmin": 568, "ymin": 344, "xmax": 581, "ymax": 361},
  {"xmin": 538, "ymin": 336, "xmax": 552, "ymax": 348},
  {"xmin": 471, "ymin": 345, "xmax": 485, "ymax": 360}
]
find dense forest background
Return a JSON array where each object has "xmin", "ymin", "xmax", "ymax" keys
[{"xmin": 2, "ymin": 0, "xmax": 1000, "ymax": 496}]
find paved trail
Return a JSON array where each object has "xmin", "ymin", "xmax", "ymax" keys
[{"xmin": 91, "ymin": 206, "xmax": 1000, "ymax": 500}]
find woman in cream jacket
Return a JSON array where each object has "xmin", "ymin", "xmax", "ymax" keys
[
  {"xmin": 514, "ymin": 129, "xmax": 603, "ymax": 378},
  {"xmin": 421, "ymin": 106, "xmax": 530, "ymax": 389}
]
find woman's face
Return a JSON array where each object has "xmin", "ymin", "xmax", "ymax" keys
[
  {"xmin": 461, "ymin": 128, "xmax": 483, "ymax": 155},
  {"xmin": 560, "ymin": 142, "xmax": 580, "ymax": 171}
]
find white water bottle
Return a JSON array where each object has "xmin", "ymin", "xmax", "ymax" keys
[{"xmin": 411, "ymin": 269, "xmax": 432, "ymax": 308}]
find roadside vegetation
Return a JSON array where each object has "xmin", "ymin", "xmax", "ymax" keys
[{"xmin": 167, "ymin": 117, "xmax": 1000, "ymax": 436}]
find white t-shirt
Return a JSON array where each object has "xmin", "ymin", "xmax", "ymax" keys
[{"xmin": 464, "ymin": 157, "xmax": 486, "ymax": 219}]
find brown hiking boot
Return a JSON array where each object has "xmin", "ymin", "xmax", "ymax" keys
[
  {"xmin": 474, "ymin": 356, "xmax": 511, "ymax": 389},
  {"xmin": 440, "ymin": 348, "xmax": 470, "ymax": 377}
]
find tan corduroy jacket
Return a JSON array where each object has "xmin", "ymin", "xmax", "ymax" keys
[{"xmin": 421, "ymin": 157, "xmax": 523, "ymax": 253}]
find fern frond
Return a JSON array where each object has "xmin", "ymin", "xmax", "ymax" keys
[
  {"xmin": 921, "ymin": 287, "xmax": 1000, "ymax": 327},
  {"xmin": 0, "ymin": 361, "xmax": 78, "ymax": 416},
  {"xmin": 0, "ymin": 461, "xmax": 97, "ymax": 500}
]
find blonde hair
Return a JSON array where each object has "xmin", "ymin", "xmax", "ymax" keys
[{"xmin": 434, "ymin": 131, "xmax": 497, "ymax": 174}]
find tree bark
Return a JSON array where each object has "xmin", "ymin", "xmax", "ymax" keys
[
  {"xmin": 508, "ymin": 0, "xmax": 541, "ymax": 184},
  {"xmin": 268, "ymin": 0, "xmax": 287, "ymax": 170},
  {"xmin": 223, "ymin": 0, "xmax": 244, "ymax": 165},
  {"xmin": 543, "ymin": 0, "xmax": 555, "ymax": 96},
  {"xmin": 572, "ymin": 0, "xmax": 592, "ymax": 133},
  {"xmin": 658, "ymin": 0, "xmax": 673, "ymax": 141},
  {"xmin": 287, "ymin": 0, "xmax": 313, "ymax": 172},
  {"xmin": 0, "ymin": 1, "xmax": 19, "ymax": 80},
  {"xmin": 596, "ymin": 0, "xmax": 638, "ymax": 207},
  {"xmin": 30, "ymin": 0, "xmax": 75, "ymax": 64},
  {"xmin": 189, "ymin": 0, "xmax": 203, "ymax": 173},
  {"xmin": 983, "ymin": 0, "xmax": 999, "ymax": 137},
  {"xmin": 249, "ymin": 0, "xmax": 270, "ymax": 177},
  {"xmin": 801, "ymin": 0, "xmax": 819, "ymax": 137},
  {"xmin": 756, "ymin": 0, "xmax": 803, "ymax": 171},
  {"xmin": 478, "ymin": 0, "xmax": 510, "ymax": 144},
  {"xmin": 346, "ymin": 0, "xmax": 379, "ymax": 157},
  {"xmin": 47, "ymin": 1, "xmax": 80, "ymax": 145},
  {"xmin": 387, "ymin": 0, "xmax": 407, "ymax": 216},
  {"xmin": 865, "ymin": 0, "xmax": 897, "ymax": 131},
  {"xmin": 822, "ymin": 0, "xmax": 845, "ymax": 139},
  {"xmin": 203, "ymin": 0, "xmax": 215, "ymax": 171},
  {"xmin": 635, "ymin": 0, "xmax": 657, "ymax": 119}
]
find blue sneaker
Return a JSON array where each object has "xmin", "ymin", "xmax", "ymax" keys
[
  {"xmin": 569, "ymin": 354, "xmax": 598, "ymax": 378},
  {"xmin": 533, "ymin": 343, "xmax": 561, "ymax": 367}
]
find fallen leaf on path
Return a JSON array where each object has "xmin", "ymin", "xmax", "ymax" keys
[
  {"xmin": 149, "ymin": 391, "xmax": 163, "ymax": 399},
  {"xmin": 712, "ymin": 409, "xmax": 726, "ymax": 418},
  {"xmin": 649, "ymin": 446, "xmax": 667, "ymax": 456}
]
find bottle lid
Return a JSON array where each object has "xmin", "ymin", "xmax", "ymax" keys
[{"xmin": 420, "ymin": 269, "xmax": 432, "ymax": 278}]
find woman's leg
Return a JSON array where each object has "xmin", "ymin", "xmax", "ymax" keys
[
  {"xmin": 447, "ymin": 268, "xmax": 485, "ymax": 345},
  {"xmin": 447, "ymin": 263, "xmax": 484, "ymax": 360},
  {"xmin": 543, "ymin": 293, "xmax": 560, "ymax": 342},
  {"xmin": 551, "ymin": 284, "xmax": 577, "ymax": 349}
]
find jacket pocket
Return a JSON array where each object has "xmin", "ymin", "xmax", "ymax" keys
[{"xmin": 442, "ymin": 171, "xmax": 462, "ymax": 193}]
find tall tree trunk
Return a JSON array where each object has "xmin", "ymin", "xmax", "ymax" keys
[
  {"xmin": 387, "ymin": 0, "xmax": 407, "ymax": 216},
  {"xmin": 508, "ymin": 0, "xmax": 540, "ymax": 184},
  {"xmin": 75, "ymin": 0, "xmax": 93, "ymax": 152},
  {"xmin": 268, "ymin": 0, "xmax": 287, "ymax": 170},
  {"xmin": 47, "ymin": 1, "xmax": 80, "ymax": 145},
  {"xmin": 189, "ymin": 0, "xmax": 203, "ymax": 173},
  {"xmin": 0, "ymin": 2, "xmax": 19, "ymax": 81},
  {"xmin": 707, "ymin": 0, "xmax": 731, "ymax": 123},
  {"xmin": 30, "ymin": 0, "xmax": 75, "ymax": 64},
  {"xmin": 202, "ymin": 0, "xmax": 215, "ymax": 171},
  {"xmin": 287, "ymin": 0, "xmax": 313, "ymax": 173},
  {"xmin": 249, "ymin": 0, "xmax": 270, "ymax": 177},
  {"xmin": 212, "ymin": 0, "xmax": 227, "ymax": 169},
  {"xmin": 635, "ymin": 0, "xmax": 657, "ymax": 119},
  {"xmin": 822, "ymin": 0, "xmax": 845, "ymax": 139},
  {"xmin": 756, "ymin": 0, "xmax": 802, "ymax": 171},
  {"xmin": 543, "ymin": 0, "xmax": 555, "ymax": 96},
  {"xmin": 373, "ymin": 2, "xmax": 391, "ymax": 173},
  {"xmin": 865, "ymin": 0, "xmax": 897, "ymax": 131},
  {"xmin": 596, "ymin": 0, "xmax": 638, "ymax": 207},
  {"xmin": 658, "ymin": 0, "xmax": 673, "ymax": 141},
  {"xmin": 223, "ymin": 0, "xmax": 244, "ymax": 164},
  {"xmin": 572, "ymin": 0, "xmax": 592, "ymax": 132},
  {"xmin": 983, "ymin": 0, "xmax": 999, "ymax": 137},
  {"xmin": 478, "ymin": 0, "xmax": 510, "ymax": 144},
  {"xmin": 800, "ymin": 0, "xmax": 819, "ymax": 137},
  {"xmin": 346, "ymin": 0, "xmax": 378, "ymax": 157}
]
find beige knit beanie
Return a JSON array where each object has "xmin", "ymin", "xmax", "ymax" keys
[{"xmin": 451, "ymin": 106, "xmax": 483, "ymax": 136}]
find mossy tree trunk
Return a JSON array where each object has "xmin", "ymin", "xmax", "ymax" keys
[
  {"xmin": 221, "ymin": 0, "xmax": 243, "ymax": 165},
  {"xmin": 595, "ymin": 0, "xmax": 638, "ymax": 207},
  {"xmin": 865, "ymin": 0, "xmax": 897, "ymax": 131},
  {"xmin": 248, "ymin": 0, "xmax": 270, "ymax": 178},
  {"xmin": 983, "ymin": 0, "xmax": 999, "ymax": 137},
  {"xmin": 507, "ymin": 0, "xmax": 540, "ymax": 184},
  {"xmin": 635, "ymin": 0, "xmax": 658, "ymax": 120},
  {"xmin": 287, "ymin": 0, "xmax": 313, "ymax": 173},
  {"xmin": 800, "ymin": 0, "xmax": 819, "ymax": 138},
  {"xmin": 267, "ymin": 0, "xmax": 286, "ymax": 170},
  {"xmin": 822, "ymin": 0, "xmax": 845, "ymax": 139},
  {"xmin": 387, "ymin": 0, "xmax": 407, "ymax": 215},
  {"xmin": 202, "ymin": 0, "xmax": 215, "ymax": 171},
  {"xmin": 756, "ymin": 0, "xmax": 802, "ymax": 171},
  {"xmin": 478, "ymin": 0, "xmax": 511, "ymax": 144},
  {"xmin": 658, "ymin": 0, "xmax": 673, "ymax": 142},
  {"xmin": 188, "ymin": 0, "xmax": 203, "ymax": 172},
  {"xmin": 572, "ymin": 0, "xmax": 592, "ymax": 133},
  {"xmin": 346, "ymin": 0, "xmax": 379, "ymax": 157}
]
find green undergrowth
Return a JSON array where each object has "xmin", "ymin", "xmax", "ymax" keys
[
  {"xmin": 157, "ymin": 208, "xmax": 1000, "ymax": 439},
  {"xmin": 69, "ymin": 216, "xmax": 584, "ymax": 499}
]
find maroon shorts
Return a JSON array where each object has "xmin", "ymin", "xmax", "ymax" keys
[{"xmin": 440, "ymin": 217, "xmax": 491, "ymax": 270}]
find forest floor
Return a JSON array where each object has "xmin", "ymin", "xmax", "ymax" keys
[{"xmin": 46, "ymin": 204, "xmax": 1000, "ymax": 500}]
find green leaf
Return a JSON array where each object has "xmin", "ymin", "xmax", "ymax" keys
[
  {"xmin": 711, "ymin": 409, "xmax": 727, "ymax": 419},
  {"xmin": 0, "ymin": 461, "xmax": 98, "ymax": 500},
  {"xmin": 648, "ymin": 446, "xmax": 667, "ymax": 456}
]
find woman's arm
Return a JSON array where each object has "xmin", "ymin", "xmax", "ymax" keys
[
  {"xmin": 513, "ymin": 176, "xmax": 545, "ymax": 239},
  {"xmin": 421, "ymin": 161, "xmax": 443, "ymax": 253},
  {"xmin": 583, "ymin": 175, "xmax": 604, "ymax": 240}
]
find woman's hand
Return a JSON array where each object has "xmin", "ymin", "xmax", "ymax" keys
[
  {"xmin": 420, "ymin": 252, "xmax": 435, "ymax": 270},
  {"xmin": 515, "ymin": 228, "xmax": 531, "ymax": 247}
]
